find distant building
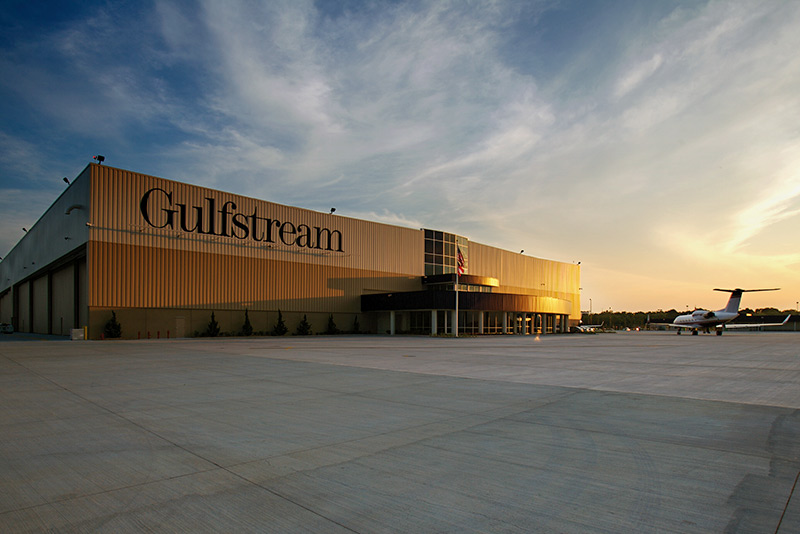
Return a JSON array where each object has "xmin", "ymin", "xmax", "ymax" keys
[{"xmin": 0, "ymin": 164, "xmax": 581, "ymax": 338}]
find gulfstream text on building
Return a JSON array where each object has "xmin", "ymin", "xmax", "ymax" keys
[{"xmin": 140, "ymin": 187, "xmax": 344, "ymax": 251}]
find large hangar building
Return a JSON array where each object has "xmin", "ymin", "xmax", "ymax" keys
[{"xmin": 0, "ymin": 164, "xmax": 581, "ymax": 339}]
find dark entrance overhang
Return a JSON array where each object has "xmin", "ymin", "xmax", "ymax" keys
[{"xmin": 361, "ymin": 290, "xmax": 567, "ymax": 313}]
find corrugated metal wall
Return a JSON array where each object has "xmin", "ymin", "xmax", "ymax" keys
[
  {"xmin": 51, "ymin": 266, "xmax": 75, "ymax": 335},
  {"xmin": 32, "ymin": 277, "xmax": 48, "ymax": 333},
  {"xmin": 90, "ymin": 166, "xmax": 423, "ymax": 271},
  {"xmin": 88, "ymin": 166, "xmax": 424, "ymax": 312},
  {"xmin": 89, "ymin": 241, "xmax": 421, "ymax": 312},
  {"xmin": 0, "ymin": 166, "xmax": 90, "ymax": 292},
  {"xmin": 17, "ymin": 282, "xmax": 29, "ymax": 332},
  {"xmin": 0, "ymin": 291, "xmax": 11, "ymax": 324},
  {"xmin": 469, "ymin": 242, "xmax": 581, "ymax": 319},
  {"xmin": 85, "ymin": 165, "xmax": 579, "ymax": 321}
]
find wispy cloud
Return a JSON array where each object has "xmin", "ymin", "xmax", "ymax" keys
[{"xmin": 2, "ymin": 0, "xmax": 800, "ymax": 310}]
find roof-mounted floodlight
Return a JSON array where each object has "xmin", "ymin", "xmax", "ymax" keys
[{"xmin": 93, "ymin": 155, "xmax": 105, "ymax": 164}]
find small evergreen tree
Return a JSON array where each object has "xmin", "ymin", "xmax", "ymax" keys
[
  {"xmin": 241, "ymin": 309, "xmax": 253, "ymax": 336},
  {"xmin": 103, "ymin": 311, "xmax": 122, "ymax": 339},
  {"xmin": 204, "ymin": 311, "xmax": 220, "ymax": 337},
  {"xmin": 324, "ymin": 314, "xmax": 339, "ymax": 335},
  {"xmin": 295, "ymin": 314, "xmax": 312, "ymax": 336},
  {"xmin": 271, "ymin": 309, "xmax": 288, "ymax": 336}
]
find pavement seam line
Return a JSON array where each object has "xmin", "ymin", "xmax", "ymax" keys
[{"xmin": 775, "ymin": 470, "xmax": 800, "ymax": 534}]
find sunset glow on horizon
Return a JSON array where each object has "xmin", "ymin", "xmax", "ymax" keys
[{"xmin": 2, "ymin": 1, "xmax": 798, "ymax": 312}]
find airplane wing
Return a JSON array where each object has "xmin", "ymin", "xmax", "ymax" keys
[{"xmin": 722, "ymin": 315, "xmax": 791, "ymax": 329}]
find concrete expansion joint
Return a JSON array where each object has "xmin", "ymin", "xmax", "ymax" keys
[{"xmin": 775, "ymin": 470, "xmax": 799, "ymax": 533}]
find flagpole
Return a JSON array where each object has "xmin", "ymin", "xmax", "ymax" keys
[
  {"xmin": 455, "ymin": 246, "xmax": 464, "ymax": 338},
  {"xmin": 455, "ymin": 270, "xmax": 459, "ymax": 338}
]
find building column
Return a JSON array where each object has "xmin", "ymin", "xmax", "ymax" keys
[
  {"xmin": 502, "ymin": 312, "xmax": 508, "ymax": 334},
  {"xmin": 451, "ymin": 310, "xmax": 457, "ymax": 336},
  {"xmin": 431, "ymin": 310, "xmax": 437, "ymax": 335},
  {"xmin": 390, "ymin": 311, "xmax": 396, "ymax": 336},
  {"xmin": 478, "ymin": 311, "xmax": 484, "ymax": 334}
]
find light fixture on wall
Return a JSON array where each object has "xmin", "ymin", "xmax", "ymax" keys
[
  {"xmin": 330, "ymin": 208, "xmax": 336, "ymax": 214},
  {"xmin": 63, "ymin": 177, "xmax": 70, "ymax": 185}
]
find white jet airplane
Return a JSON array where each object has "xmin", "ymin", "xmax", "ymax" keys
[
  {"xmin": 572, "ymin": 322, "xmax": 604, "ymax": 333},
  {"xmin": 670, "ymin": 288, "xmax": 789, "ymax": 336}
]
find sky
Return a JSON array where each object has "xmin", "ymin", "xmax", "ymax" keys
[{"xmin": 1, "ymin": 0, "xmax": 799, "ymax": 313}]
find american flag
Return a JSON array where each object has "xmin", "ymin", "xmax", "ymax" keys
[{"xmin": 457, "ymin": 247, "xmax": 465, "ymax": 275}]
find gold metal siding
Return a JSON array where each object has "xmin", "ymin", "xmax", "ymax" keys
[
  {"xmin": 90, "ymin": 241, "xmax": 423, "ymax": 311},
  {"xmin": 89, "ymin": 165, "xmax": 424, "ymax": 274},
  {"xmin": 469, "ymin": 242, "xmax": 581, "ymax": 319},
  {"xmin": 86, "ymin": 165, "xmax": 580, "ymax": 319}
]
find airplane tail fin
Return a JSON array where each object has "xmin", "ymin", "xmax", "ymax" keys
[{"xmin": 713, "ymin": 288, "xmax": 780, "ymax": 313}]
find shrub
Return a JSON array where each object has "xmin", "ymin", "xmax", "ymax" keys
[
  {"xmin": 204, "ymin": 312, "xmax": 220, "ymax": 337},
  {"xmin": 324, "ymin": 314, "xmax": 339, "ymax": 335},
  {"xmin": 295, "ymin": 314, "xmax": 312, "ymax": 336},
  {"xmin": 103, "ymin": 311, "xmax": 122, "ymax": 339},
  {"xmin": 241, "ymin": 309, "xmax": 253, "ymax": 336},
  {"xmin": 271, "ymin": 310, "xmax": 288, "ymax": 336}
]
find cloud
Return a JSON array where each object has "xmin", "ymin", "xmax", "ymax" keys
[
  {"xmin": 345, "ymin": 209, "xmax": 423, "ymax": 230},
  {"xmin": 614, "ymin": 53, "xmax": 663, "ymax": 98},
  {"xmin": 2, "ymin": 0, "xmax": 800, "ymax": 309},
  {"xmin": 726, "ymin": 172, "xmax": 800, "ymax": 254}
]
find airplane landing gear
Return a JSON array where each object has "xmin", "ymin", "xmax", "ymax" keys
[
  {"xmin": 691, "ymin": 329, "xmax": 699, "ymax": 335},
  {"xmin": 716, "ymin": 329, "xmax": 723, "ymax": 336}
]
